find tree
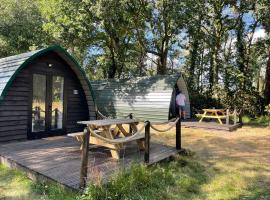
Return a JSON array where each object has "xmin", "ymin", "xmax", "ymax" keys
[
  {"xmin": 256, "ymin": 0, "xmax": 270, "ymax": 105},
  {"xmin": 0, "ymin": 0, "xmax": 49, "ymax": 57},
  {"xmin": 133, "ymin": 0, "xmax": 189, "ymax": 75}
]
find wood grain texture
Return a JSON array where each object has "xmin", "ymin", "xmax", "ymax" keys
[
  {"xmin": 0, "ymin": 136, "xmax": 179, "ymax": 190},
  {"xmin": 0, "ymin": 52, "xmax": 92, "ymax": 142}
]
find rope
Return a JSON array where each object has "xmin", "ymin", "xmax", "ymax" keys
[
  {"xmin": 150, "ymin": 118, "xmax": 177, "ymax": 125},
  {"xmin": 97, "ymin": 110, "xmax": 134, "ymax": 120},
  {"xmin": 150, "ymin": 118, "xmax": 179, "ymax": 132},
  {"xmin": 90, "ymin": 122, "xmax": 147, "ymax": 144},
  {"xmin": 96, "ymin": 110, "xmax": 110, "ymax": 119}
]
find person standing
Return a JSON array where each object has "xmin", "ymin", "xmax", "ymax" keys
[{"xmin": 176, "ymin": 90, "xmax": 186, "ymax": 119}]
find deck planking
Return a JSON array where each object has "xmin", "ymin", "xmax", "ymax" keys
[
  {"xmin": 182, "ymin": 121, "xmax": 242, "ymax": 131},
  {"xmin": 0, "ymin": 136, "xmax": 179, "ymax": 190}
]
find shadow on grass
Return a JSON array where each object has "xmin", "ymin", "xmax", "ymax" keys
[{"xmin": 233, "ymin": 175, "xmax": 270, "ymax": 200}]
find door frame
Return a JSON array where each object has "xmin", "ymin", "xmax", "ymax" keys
[{"xmin": 27, "ymin": 70, "xmax": 68, "ymax": 139}]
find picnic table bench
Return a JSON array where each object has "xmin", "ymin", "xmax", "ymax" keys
[
  {"xmin": 68, "ymin": 118, "xmax": 145, "ymax": 159},
  {"xmin": 198, "ymin": 109, "xmax": 226, "ymax": 124}
]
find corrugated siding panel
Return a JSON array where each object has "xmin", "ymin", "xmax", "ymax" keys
[{"xmin": 91, "ymin": 74, "xmax": 190, "ymax": 123}]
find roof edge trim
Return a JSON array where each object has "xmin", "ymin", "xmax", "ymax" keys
[{"xmin": 0, "ymin": 45, "xmax": 96, "ymax": 105}]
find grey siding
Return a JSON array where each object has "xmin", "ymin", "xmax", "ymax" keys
[{"xmin": 91, "ymin": 74, "xmax": 190, "ymax": 123}]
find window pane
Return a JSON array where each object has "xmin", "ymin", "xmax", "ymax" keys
[
  {"xmin": 51, "ymin": 76, "xmax": 64, "ymax": 130},
  {"xmin": 32, "ymin": 74, "xmax": 46, "ymax": 132}
]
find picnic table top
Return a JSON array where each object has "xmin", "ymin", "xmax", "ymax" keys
[
  {"xmin": 78, "ymin": 118, "xmax": 140, "ymax": 126},
  {"xmin": 202, "ymin": 109, "xmax": 225, "ymax": 113}
]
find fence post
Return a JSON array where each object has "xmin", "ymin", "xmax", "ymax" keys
[
  {"xmin": 54, "ymin": 108, "xmax": 58, "ymax": 129},
  {"xmin": 176, "ymin": 117, "xmax": 181, "ymax": 150},
  {"xmin": 79, "ymin": 127, "xmax": 90, "ymax": 189},
  {"xmin": 239, "ymin": 110, "xmax": 243, "ymax": 125},
  {"xmin": 144, "ymin": 121, "xmax": 150, "ymax": 164},
  {"xmin": 226, "ymin": 109, "xmax": 229, "ymax": 125},
  {"xmin": 129, "ymin": 113, "xmax": 133, "ymax": 134},
  {"xmin": 234, "ymin": 108, "xmax": 237, "ymax": 125}
]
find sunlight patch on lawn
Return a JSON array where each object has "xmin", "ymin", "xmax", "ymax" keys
[{"xmin": 0, "ymin": 164, "xmax": 40, "ymax": 199}]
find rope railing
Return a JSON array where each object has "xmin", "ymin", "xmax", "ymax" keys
[
  {"xmin": 150, "ymin": 117, "xmax": 178, "ymax": 125},
  {"xmin": 96, "ymin": 110, "xmax": 110, "ymax": 119},
  {"xmin": 150, "ymin": 118, "xmax": 180, "ymax": 132},
  {"xmin": 79, "ymin": 115, "xmax": 183, "ymax": 188},
  {"xmin": 96, "ymin": 110, "xmax": 136, "ymax": 120}
]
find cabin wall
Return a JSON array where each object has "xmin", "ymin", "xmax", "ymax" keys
[
  {"xmin": 0, "ymin": 71, "xmax": 29, "ymax": 142},
  {"xmin": 0, "ymin": 52, "xmax": 91, "ymax": 142},
  {"xmin": 91, "ymin": 74, "xmax": 190, "ymax": 123}
]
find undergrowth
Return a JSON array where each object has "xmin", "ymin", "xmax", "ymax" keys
[{"xmin": 80, "ymin": 155, "xmax": 209, "ymax": 200}]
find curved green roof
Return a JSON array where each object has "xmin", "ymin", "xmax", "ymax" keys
[
  {"xmin": 91, "ymin": 74, "xmax": 190, "ymax": 122},
  {"xmin": 0, "ymin": 45, "xmax": 96, "ymax": 117}
]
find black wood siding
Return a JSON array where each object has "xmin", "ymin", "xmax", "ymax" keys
[{"xmin": 0, "ymin": 52, "xmax": 90, "ymax": 142}]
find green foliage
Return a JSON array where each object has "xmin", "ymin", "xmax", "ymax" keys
[
  {"xmin": 1, "ymin": 0, "xmax": 270, "ymax": 114},
  {"xmin": 242, "ymin": 115, "xmax": 270, "ymax": 127},
  {"xmin": 0, "ymin": 0, "xmax": 50, "ymax": 57},
  {"xmin": 264, "ymin": 104, "xmax": 270, "ymax": 114},
  {"xmin": 32, "ymin": 182, "xmax": 76, "ymax": 200},
  {"xmin": 80, "ymin": 156, "xmax": 210, "ymax": 200},
  {"xmin": 80, "ymin": 164, "xmax": 174, "ymax": 200}
]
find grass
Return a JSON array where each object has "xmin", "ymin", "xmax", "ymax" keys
[
  {"xmin": 0, "ymin": 164, "xmax": 76, "ymax": 200},
  {"xmin": 1, "ymin": 119, "xmax": 270, "ymax": 200},
  {"xmin": 80, "ymin": 156, "xmax": 270, "ymax": 200}
]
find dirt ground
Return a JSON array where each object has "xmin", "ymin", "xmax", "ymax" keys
[
  {"xmin": 153, "ymin": 125, "xmax": 270, "ymax": 163},
  {"xmin": 182, "ymin": 126, "xmax": 270, "ymax": 163},
  {"xmin": 152, "ymin": 125, "xmax": 270, "ymax": 199}
]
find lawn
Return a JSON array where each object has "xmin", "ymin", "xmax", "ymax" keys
[
  {"xmin": 0, "ymin": 164, "xmax": 76, "ymax": 199},
  {"xmin": 1, "ymin": 121, "xmax": 270, "ymax": 200}
]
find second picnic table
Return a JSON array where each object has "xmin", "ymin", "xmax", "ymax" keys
[
  {"xmin": 199, "ymin": 109, "xmax": 226, "ymax": 124},
  {"xmin": 77, "ymin": 118, "xmax": 145, "ymax": 159}
]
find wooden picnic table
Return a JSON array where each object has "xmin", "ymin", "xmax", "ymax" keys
[
  {"xmin": 76, "ymin": 118, "xmax": 144, "ymax": 159},
  {"xmin": 199, "ymin": 109, "xmax": 226, "ymax": 124}
]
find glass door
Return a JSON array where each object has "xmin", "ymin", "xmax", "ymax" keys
[
  {"xmin": 32, "ymin": 74, "xmax": 47, "ymax": 132},
  {"xmin": 31, "ymin": 73, "xmax": 65, "ymax": 137},
  {"xmin": 51, "ymin": 76, "xmax": 64, "ymax": 130}
]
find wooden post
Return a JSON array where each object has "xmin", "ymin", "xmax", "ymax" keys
[
  {"xmin": 79, "ymin": 127, "xmax": 90, "ymax": 189},
  {"xmin": 129, "ymin": 113, "xmax": 133, "ymax": 134},
  {"xmin": 239, "ymin": 110, "xmax": 243, "ymax": 125},
  {"xmin": 54, "ymin": 108, "xmax": 58, "ymax": 129},
  {"xmin": 176, "ymin": 117, "xmax": 181, "ymax": 150},
  {"xmin": 144, "ymin": 121, "xmax": 150, "ymax": 163},
  {"xmin": 234, "ymin": 108, "xmax": 237, "ymax": 125},
  {"xmin": 226, "ymin": 109, "xmax": 229, "ymax": 125}
]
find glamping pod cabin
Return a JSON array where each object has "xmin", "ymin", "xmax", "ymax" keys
[
  {"xmin": 91, "ymin": 74, "xmax": 190, "ymax": 122},
  {"xmin": 0, "ymin": 46, "xmax": 95, "ymax": 142}
]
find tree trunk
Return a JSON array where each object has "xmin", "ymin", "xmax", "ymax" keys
[
  {"xmin": 209, "ymin": 50, "xmax": 214, "ymax": 92},
  {"xmin": 264, "ymin": 48, "xmax": 270, "ymax": 105},
  {"xmin": 189, "ymin": 38, "xmax": 199, "ymax": 88},
  {"xmin": 108, "ymin": 48, "xmax": 117, "ymax": 78},
  {"xmin": 236, "ymin": 15, "xmax": 246, "ymax": 91},
  {"xmin": 157, "ymin": 40, "xmax": 168, "ymax": 75},
  {"xmin": 108, "ymin": 38, "xmax": 117, "ymax": 79},
  {"xmin": 157, "ymin": 54, "xmax": 167, "ymax": 75}
]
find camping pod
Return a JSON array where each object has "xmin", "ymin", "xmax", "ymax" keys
[
  {"xmin": 91, "ymin": 74, "xmax": 190, "ymax": 122},
  {"xmin": 0, "ymin": 46, "xmax": 95, "ymax": 142}
]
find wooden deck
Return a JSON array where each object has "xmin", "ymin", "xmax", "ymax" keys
[
  {"xmin": 182, "ymin": 121, "xmax": 242, "ymax": 131},
  {"xmin": 0, "ymin": 136, "xmax": 179, "ymax": 191}
]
